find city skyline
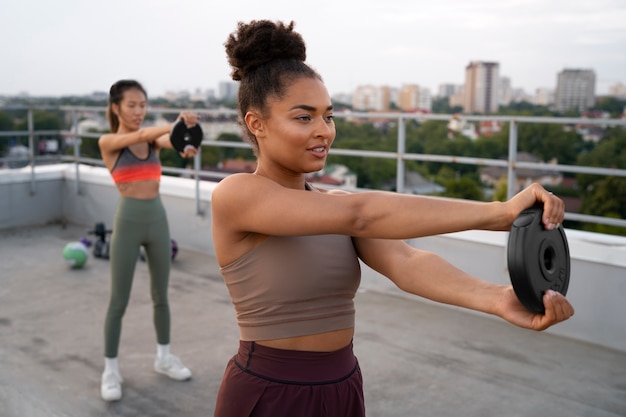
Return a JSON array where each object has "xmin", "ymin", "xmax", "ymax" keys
[{"xmin": 2, "ymin": 0, "xmax": 625, "ymax": 98}]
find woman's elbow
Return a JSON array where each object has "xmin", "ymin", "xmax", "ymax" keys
[
  {"xmin": 347, "ymin": 204, "xmax": 376, "ymax": 237},
  {"xmin": 138, "ymin": 129, "xmax": 150, "ymax": 143}
]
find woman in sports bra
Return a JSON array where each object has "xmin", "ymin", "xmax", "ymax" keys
[
  {"xmin": 211, "ymin": 21, "xmax": 574, "ymax": 417},
  {"xmin": 98, "ymin": 79, "xmax": 199, "ymax": 402}
]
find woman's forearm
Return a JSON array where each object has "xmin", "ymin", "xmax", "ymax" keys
[
  {"xmin": 350, "ymin": 191, "xmax": 510, "ymax": 239},
  {"xmin": 394, "ymin": 250, "xmax": 503, "ymax": 315},
  {"xmin": 349, "ymin": 182, "xmax": 561, "ymax": 240},
  {"xmin": 138, "ymin": 125, "xmax": 171, "ymax": 143}
]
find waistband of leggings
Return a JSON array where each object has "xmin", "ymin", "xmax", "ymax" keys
[
  {"xmin": 233, "ymin": 340, "xmax": 358, "ymax": 385},
  {"xmin": 116, "ymin": 195, "xmax": 165, "ymax": 221}
]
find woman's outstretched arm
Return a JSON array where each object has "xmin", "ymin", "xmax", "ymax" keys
[{"xmin": 354, "ymin": 238, "xmax": 574, "ymax": 331}]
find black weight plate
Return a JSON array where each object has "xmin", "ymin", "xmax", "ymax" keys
[
  {"xmin": 170, "ymin": 120, "xmax": 203, "ymax": 152},
  {"xmin": 507, "ymin": 207, "xmax": 570, "ymax": 314}
]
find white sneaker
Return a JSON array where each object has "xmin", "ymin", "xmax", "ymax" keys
[
  {"xmin": 154, "ymin": 354, "xmax": 192, "ymax": 381},
  {"xmin": 101, "ymin": 370, "xmax": 123, "ymax": 401}
]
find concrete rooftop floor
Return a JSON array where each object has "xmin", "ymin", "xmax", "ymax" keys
[{"xmin": 1, "ymin": 224, "xmax": 625, "ymax": 417}]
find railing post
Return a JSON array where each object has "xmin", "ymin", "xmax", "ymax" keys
[
  {"xmin": 507, "ymin": 119, "xmax": 518, "ymax": 200},
  {"xmin": 397, "ymin": 116, "xmax": 406, "ymax": 193},
  {"xmin": 72, "ymin": 109, "xmax": 82, "ymax": 194},
  {"xmin": 27, "ymin": 108, "xmax": 36, "ymax": 195},
  {"xmin": 194, "ymin": 148, "xmax": 203, "ymax": 216}
]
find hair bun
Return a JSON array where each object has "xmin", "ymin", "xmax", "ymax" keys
[{"xmin": 225, "ymin": 20, "xmax": 307, "ymax": 81}]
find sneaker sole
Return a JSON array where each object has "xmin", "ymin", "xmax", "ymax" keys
[
  {"xmin": 101, "ymin": 391, "xmax": 122, "ymax": 402},
  {"xmin": 154, "ymin": 367, "xmax": 192, "ymax": 381}
]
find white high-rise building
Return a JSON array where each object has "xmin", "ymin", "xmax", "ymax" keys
[
  {"xmin": 463, "ymin": 61, "xmax": 500, "ymax": 114},
  {"xmin": 534, "ymin": 88, "xmax": 555, "ymax": 106},
  {"xmin": 437, "ymin": 83, "xmax": 460, "ymax": 98},
  {"xmin": 397, "ymin": 84, "xmax": 432, "ymax": 112},
  {"xmin": 498, "ymin": 76, "xmax": 512, "ymax": 106},
  {"xmin": 218, "ymin": 81, "xmax": 239, "ymax": 101},
  {"xmin": 352, "ymin": 85, "xmax": 391, "ymax": 111},
  {"xmin": 608, "ymin": 83, "xmax": 626, "ymax": 99}
]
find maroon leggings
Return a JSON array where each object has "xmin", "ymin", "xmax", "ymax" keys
[{"xmin": 213, "ymin": 340, "xmax": 365, "ymax": 417}]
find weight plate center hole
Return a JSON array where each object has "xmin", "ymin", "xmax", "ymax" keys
[{"xmin": 543, "ymin": 245, "xmax": 556, "ymax": 273}]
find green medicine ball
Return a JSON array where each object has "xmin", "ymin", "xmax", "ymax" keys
[{"xmin": 63, "ymin": 241, "xmax": 89, "ymax": 269}]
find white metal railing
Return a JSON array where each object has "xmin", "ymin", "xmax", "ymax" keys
[{"xmin": 2, "ymin": 105, "xmax": 626, "ymax": 228}]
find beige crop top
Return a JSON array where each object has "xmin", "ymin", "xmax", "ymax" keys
[{"xmin": 220, "ymin": 187, "xmax": 362, "ymax": 341}]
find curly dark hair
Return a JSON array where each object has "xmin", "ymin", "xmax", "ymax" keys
[{"xmin": 224, "ymin": 20, "xmax": 323, "ymax": 153}]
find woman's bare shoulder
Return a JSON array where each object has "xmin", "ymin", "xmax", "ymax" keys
[
  {"xmin": 214, "ymin": 172, "xmax": 261, "ymax": 192},
  {"xmin": 212, "ymin": 173, "xmax": 267, "ymax": 205},
  {"xmin": 98, "ymin": 132, "xmax": 128, "ymax": 153}
]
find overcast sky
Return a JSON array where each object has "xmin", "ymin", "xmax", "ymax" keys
[{"xmin": 2, "ymin": 0, "xmax": 625, "ymax": 98}]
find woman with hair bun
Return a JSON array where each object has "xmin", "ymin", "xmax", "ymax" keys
[
  {"xmin": 98, "ymin": 79, "xmax": 199, "ymax": 402},
  {"xmin": 212, "ymin": 21, "xmax": 573, "ymax": 416}
]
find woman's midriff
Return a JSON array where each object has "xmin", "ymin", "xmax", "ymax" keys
[
  {"xmin": 116, "ymin": 180, "xmax": 160, "ymax": 199},
  {"xmin": 255, "ymin": 327, "xmax": 354, "ymax": 352}
]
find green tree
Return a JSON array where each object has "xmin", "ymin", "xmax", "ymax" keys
[
  {"xmin": 577, "ymin": 127, "xmax": 626, "ymax": 190},
  {"xmin": 12, "ymin": 110, "xmax": 63, "ymax": 131},
  {"xmin": 199, "ymin": 144, "xmax": 221, "ymax": 168},
  {"xmin": 431, "ymin": 97, "xmax": 462, "ymax": 114},
  {"xmin": 0, "ymin": 111, "xmax": 12, "ymax": 131},
  {"xmin": 473, "ymin": 133, "xmax": 508, "ymax": 159},
  {"xmin": 493, "ymin": 178, "xmax": 508, "ymax": 201},
  {"xmin": 498, "ymin": 101, "xmax": 555, "ymax": 116},
  {"xmin": 437, "ymin": 174, "xmax": 484, "ymax": 201},
  {"xmin": 160, "ymin": 148, "xmax": 190, "ymax": 170},
  {"xmin": 517, "ymin": 123, "xmax": 586, "ymax": 165},
  {"xmin": 578, "ymin": 176, "xmax": 626, "ymax": 235},
  {"xmin": 0, "ymin": 111, "xmax": 14, "ymax": 155},
  {"xmin": 75, "ymin": 131, "xmax": 102, "ymax": 159},
  {"xmin": 575, "ymin": 127, "xmax": 626, "ymax": 235},
  {"xmin": 215, "ymin": 132, "xmax": 255, "ymax": 162},
  {"xmin": 329, "ymin": 119, "xmax": 397, "ymax": 188},
  {"xmin": 12, "ymin": 110, "xmax": 64, "ymax": 155},
  {"xmin": 592, "ymin": 97, "xmax": 626, "ymax": 118},
  {"xmin": 406, "ymin": 120, "xmax": 477, "ymax": 176}
]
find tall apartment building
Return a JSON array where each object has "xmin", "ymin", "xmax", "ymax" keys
[
  {"xmin": 554, "ymin": 69, "xmax": 596, "ymax": 113},
  {"xmin": 352, "ymin": 85, "xmax": 392, "ymax": 111},
  {"xmin": 498, "ymin": 76, "xmax": 512, "ymax": 106},
  {"xmin": 396, "ymin": 84, "xmax": 432, "ymax": 112},
  {"xmin": 437, "ymin": 83, "xmax": 460, "ymax": 98},
  {"xmin": 534, "ymin": 88, "xmax": 555, "ymax": 106},
  {"xmin": 511, "ymin": 88, "xmax": 533, "ymax": 103},
  {"xmin": 463, "ymin": 61, "xmax": 500, "ymax": 114},
  {"xmin": 608, "ymin": 82, "xmax": 626, "ymax": 99},
  {"xmin": 449, "ymin": 86, "xmax": 465, "ymax": 109},
  {"xmin": 218, "ymin": 81, "xmax": 239, "ymax": 101},
  {"xmin": 331, "ymin": 92, "xmax": 353, "ymax": 106}
]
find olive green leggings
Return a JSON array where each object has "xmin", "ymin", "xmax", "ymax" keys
[{"xmin": 104, "ymin": 196, "xmax": 171, "ymax": 358}]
